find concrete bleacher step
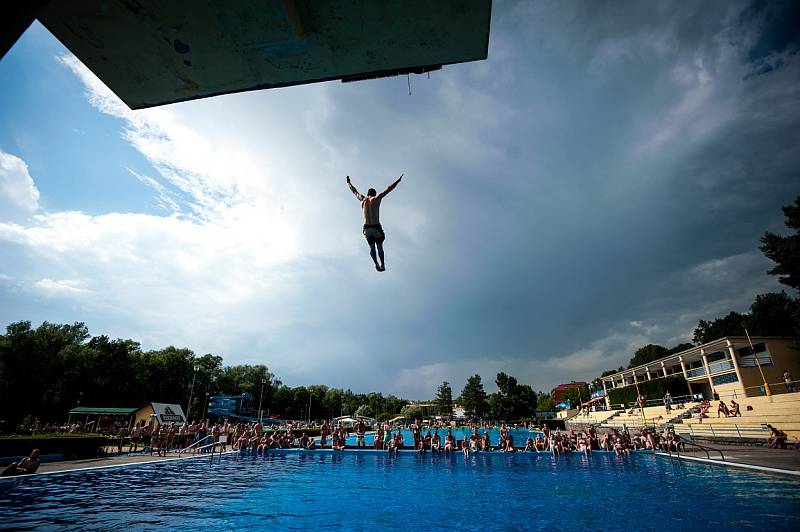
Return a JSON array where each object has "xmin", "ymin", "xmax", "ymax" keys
[
  {"xmin": 733, "ymin": 394, "xmax": 800, "ymax": 406},
  {"xmin": 682, "ymin": 415, "xmax": 800, "ymax": 425}
]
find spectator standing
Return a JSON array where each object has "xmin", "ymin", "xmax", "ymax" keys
[{"xmin": 785, "ymin": 370, "xmax": 796, "ymax": 393}]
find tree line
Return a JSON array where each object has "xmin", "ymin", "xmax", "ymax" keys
[
  {"xmin": 0, "ymin": 321, "xmax": 555, "ymax": 429},
  {"xmin": 594, "ymin": 195, "xmax": 800, "ymax": 387},
  {"xmin": 402, "ymin": 372, "xmax": 549, "ymax": 422},
  {"xmin": 0, "ymin": 321, "xmax": 411, "ymax": 429}
]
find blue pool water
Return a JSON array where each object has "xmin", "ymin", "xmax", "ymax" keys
[
  {"xmin": 343, "ymin": 427, "xmax": 538, "ymax": 446},
  {"xmin": 1, "ymin": 451, "xmax": 798, "ymax": 530}
]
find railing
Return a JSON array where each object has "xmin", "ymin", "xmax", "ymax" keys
[
  {"xmin": 685, "ymin": 367, "xmax": 707, "ymax": 378},
  {"xmin": 177, "ymin": 435, "xmax": 215, "ymax": 455},
  {"xmin": 707, "ymin": 360, "xmax": 734, "ymax": 374},
  {"xmin": 681, "ymin": 423, "xmax": 769, "ymax": 440},
  {"xmin": 738, "ymin": 353, "xmax": 773, "ymax": 367},
  {"xmin": 623, "ymin": 394, "xmax": 699, "ymax": 409},
  {"xmin": 663, "ymin": 433, "xmax": 726, "ymax": 461},
  {"xmin": 715, "ymin": 380, "xmax": 800, "ymax": 400}
]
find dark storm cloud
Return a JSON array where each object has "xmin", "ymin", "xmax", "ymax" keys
[
  {"xmin": 3, "ymin": 2, "xmax": 796, "ymax": 399},
  {"xmin": 281, "ymin": 0, "xmax": 798, "ymax": 396}
]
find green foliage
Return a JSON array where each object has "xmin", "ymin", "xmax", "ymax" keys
[
  {"xmin": 628, "ymin": 344, "xmax": 668, "ymax": 368},
  {"xmin": 0, "ymin": 320, "xmax": 409, "ymax": 429},
  {"xmin": 487, "ymin": 372, "xmax": 537, "ymax": 420},
  {"xmin": 692, "ymin": 292, "xmax": 800, "ymax": 345},
  {"xmin": 459, "ymin": 374, "xmax": 488, "ymax": 419},
  {"xmin": 607, "ymin": 376, "xmax": 689, "ymax": 406},
  {"xmin": 401, "ymin": 404, "xmax": 432, "ymax": 420},
  {"xmin": 560, "ymin": 384, "xmax": 589, "ymax": 407},
  {"xmin": 747, "ymin": 291, "xmax": 800, "ymax": 337},
  {"xmin": 536, "ymin": 391, "xmax": 555, "ymax": 412},
  {"xmin": 434, "ymin": 381, "xmax": 454, "ymax": 416},
  {"xmin": 693, "ymin": 312, "xmax": 747, "ymax": 344},
  {"xmin": 600, "ymin": 367, "xmax": 624, "ymax": 378},
  {"xmin": 760, "ymin": 195, "xmax": 800, "ymax": 290}
]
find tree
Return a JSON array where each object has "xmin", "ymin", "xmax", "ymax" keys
[
  {"xmin": 600, "ymin": 367, "xmax": 624, "ymax": 378},
  {"xmin": 459, "ymin": 374, "xmax": 488, "ymax": 420},
  {"xmin": 434, "ymin": 381, "xmax": 454, "ymax": 416},
  {"xmin": 745, "ymin": 291, "xmax": 799, "ymax": 337},
  {"xmin": 322, "ymin": 388, "xmax": 341, "ymax": 418},
  {"xmin": 488, "ymin": 372, "xmax": 537, "ymax": 420},
  {"xmin": 693, "ymin": 311, "xmax": 746, "ymax": 344},
  {"xmin": 536, "ymin": 391, "xmax": 555, "ymax": 412},
  {"xmin": 666, "ymin": 343, "xmax": 694, "ymax": 356},
  {"xmin": 513, "ymin": 384, "xmax": 538, "ymax": 418},
  {"xmin": 381, "ymin": 395, "xmax": 408, "ymax": 420},
  {"xmin": 560, "ymin": 384, "xmax": 589, "ymax": 408},
  {"xmin": 628, "ymin": 344, "xmax": 668, "ymax": 368},
  {"xmin": 0, "ymin": 319, "xmax": 416, "ymax": 429},
  {"xmin": 760, "ymin": 195, "xmax": 800, "ymax": 291},
  {"xmin": 354, "ymin": 404, "xmax": 374, "ymax": 418},
  {"xmin": 401, "ymin": 405, "xmax": 426, "ymax": 420}
]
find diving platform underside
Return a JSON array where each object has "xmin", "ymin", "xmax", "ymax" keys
[{"xmin": 36, "ymin": 0, "xmax": 492, "ymax": 109}]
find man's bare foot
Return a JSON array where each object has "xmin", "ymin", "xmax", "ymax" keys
[
  {"xmin": 378, "ymin": 265, "xmax": 386, "ymax": 272},
  {"xmin": 375, "ymin": 264, "xmax": 382, "ymax": 271}
]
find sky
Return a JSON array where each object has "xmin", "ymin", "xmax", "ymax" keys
[{"xmin": 0, "ymin": 1, "xmax": 798, "ymax": 399}]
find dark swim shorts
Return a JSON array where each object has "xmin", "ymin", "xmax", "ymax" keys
[{"xmin": 363, "ymin": 223, "xmax": 385, "ymax": 244}]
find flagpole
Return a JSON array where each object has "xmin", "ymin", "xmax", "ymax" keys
[{"xmin": 744, "ymin": 329, "xmax": 771, "ymax": 396}]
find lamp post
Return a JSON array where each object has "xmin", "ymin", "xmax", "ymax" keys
[
  {"xmin": 187, "ymin": 363, "xmax": 199, "ymax": 421},
  {"xmin": 745, "ymin": 328, "xmax": 771, "ymax": 396},
  {"xmin": 258, "ymin": 378, "xmax": 266, "ymax": 422},
  {"xmin": 204, "ymin": 376, "xmax": 215, "ymax": 421}
]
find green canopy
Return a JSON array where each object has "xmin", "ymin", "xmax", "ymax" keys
[{"xmin": 69, "ymin": 406, "xmax": 137, "ymax": 416}]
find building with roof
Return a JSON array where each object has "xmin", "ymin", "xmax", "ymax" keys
[
  {"xmin": 134, "ymin": 402, "xmax": 187, "ymax": 428},
  {"xmin": 553, "ymin": 381, "xmax": 588, "ymax": 403},
  {"xmin": 67, "ymin": 406, "xmax": 138, "ymax": 431},
  {"xmin": 599, "ymin": 336, "xmax": 800, "ymax": 407}
]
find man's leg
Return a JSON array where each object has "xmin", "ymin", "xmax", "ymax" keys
[
  {"xmin": 368, "ymin": 241, "xmax": 380, "ymax": 270},
  {"xmin": 376, "ymin": 242, "xmax": 385, "ymax": 271}
]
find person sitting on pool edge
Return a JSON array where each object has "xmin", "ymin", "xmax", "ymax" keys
[
  {"xmin": 766, "ymin": 424, "xmax": 788, "ymax": 449},
  {"xmin": 2, "ymin": 449, "xmax": 40, "ymax": 476},
  {"xmin": 346, "ymin": 173, "xmax": 403, "ymax": 272},
  {"xmin": 431, "ymin": 431, "xmax": 441, "ymax": 453}
]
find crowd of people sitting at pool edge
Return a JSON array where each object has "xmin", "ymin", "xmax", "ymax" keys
[{"xmin": 124, "ymin": 419, "xmax": 687, "ymax": 457}]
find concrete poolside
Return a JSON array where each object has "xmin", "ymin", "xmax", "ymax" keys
[
  {"xmin": 28, "ymin": 450, "xmax": 216, "ymax": 475},
  {"xmin": 657, "ymin": 443, "xmax": 800, "ymax": 477}
]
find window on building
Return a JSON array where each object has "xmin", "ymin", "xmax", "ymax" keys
[
  {"xmin": 706, "ymin": 351, "xmax": 726, "ymax": 362},
  {"xmin": 737, "ymin": 343, "xmax": 766, "ymax": 357},
  {"xmin": 711, "ymin": 373, "xmax": 739, "ymax": 386}
]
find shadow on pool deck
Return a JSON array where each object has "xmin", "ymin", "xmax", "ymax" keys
[{"xmin": 662, "ymin": 443, "xmax": 800, "ymax": 476}]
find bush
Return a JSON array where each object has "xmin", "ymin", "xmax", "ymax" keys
[{"xmin": 607, "ymin": 376, "xmax": 689, "ymax": 406}]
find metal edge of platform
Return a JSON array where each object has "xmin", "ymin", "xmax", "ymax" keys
[{"xmin": 654, "ymin": 451, "xmax": 800, "ymax": 478}]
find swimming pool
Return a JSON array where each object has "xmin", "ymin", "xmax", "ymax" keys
[
  {"xmin": 342, "ymin": 427, "xmax": 539, "ymax": 446},
  {"xmin": 1, "ymin": 451, "xmax": 798, "ymax": 530}
]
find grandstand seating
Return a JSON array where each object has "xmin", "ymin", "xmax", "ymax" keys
[
  {"xmin": 566, "ymin": 409, "xmax": 619, "ymax": 425},
  {"xmin": 678, "ymin": 393, "xmax": 800, "ymax": 442},
  {"xmin": 565, "ymin": 392, "xmax": 800, "ymax": 444}
]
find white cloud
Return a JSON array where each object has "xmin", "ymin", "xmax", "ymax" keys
[
  {"xmin": 1, "ymin": 1, "xmax": 796, "ymax": 398},
  {"xmin": 0, "ymin": 53, "xmax": 421, "ymax": 383},
  {"xmin": 35, "ymin": 278, "xmax": 92, "ymax": 296},
  {"xmin": 0, "ymin": 150, "xmax": 40, "ymax": 221}
]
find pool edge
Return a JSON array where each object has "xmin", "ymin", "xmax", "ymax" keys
[{"xmin": 654, "ymin": 451, "xmax": 800, "ymax": 478}]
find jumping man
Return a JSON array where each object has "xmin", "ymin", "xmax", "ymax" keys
[{"xmin": 346, "ymin": 173, "xmax": 403, "ymax": 271}]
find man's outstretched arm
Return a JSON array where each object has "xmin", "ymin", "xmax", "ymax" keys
[
  {"xmin": 346, "ymin": 176, "xmax": 364, "ymax": 201},
  {"xmin": 378, "ymin": 173, "xmax": 403, "ymax": 199}
]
